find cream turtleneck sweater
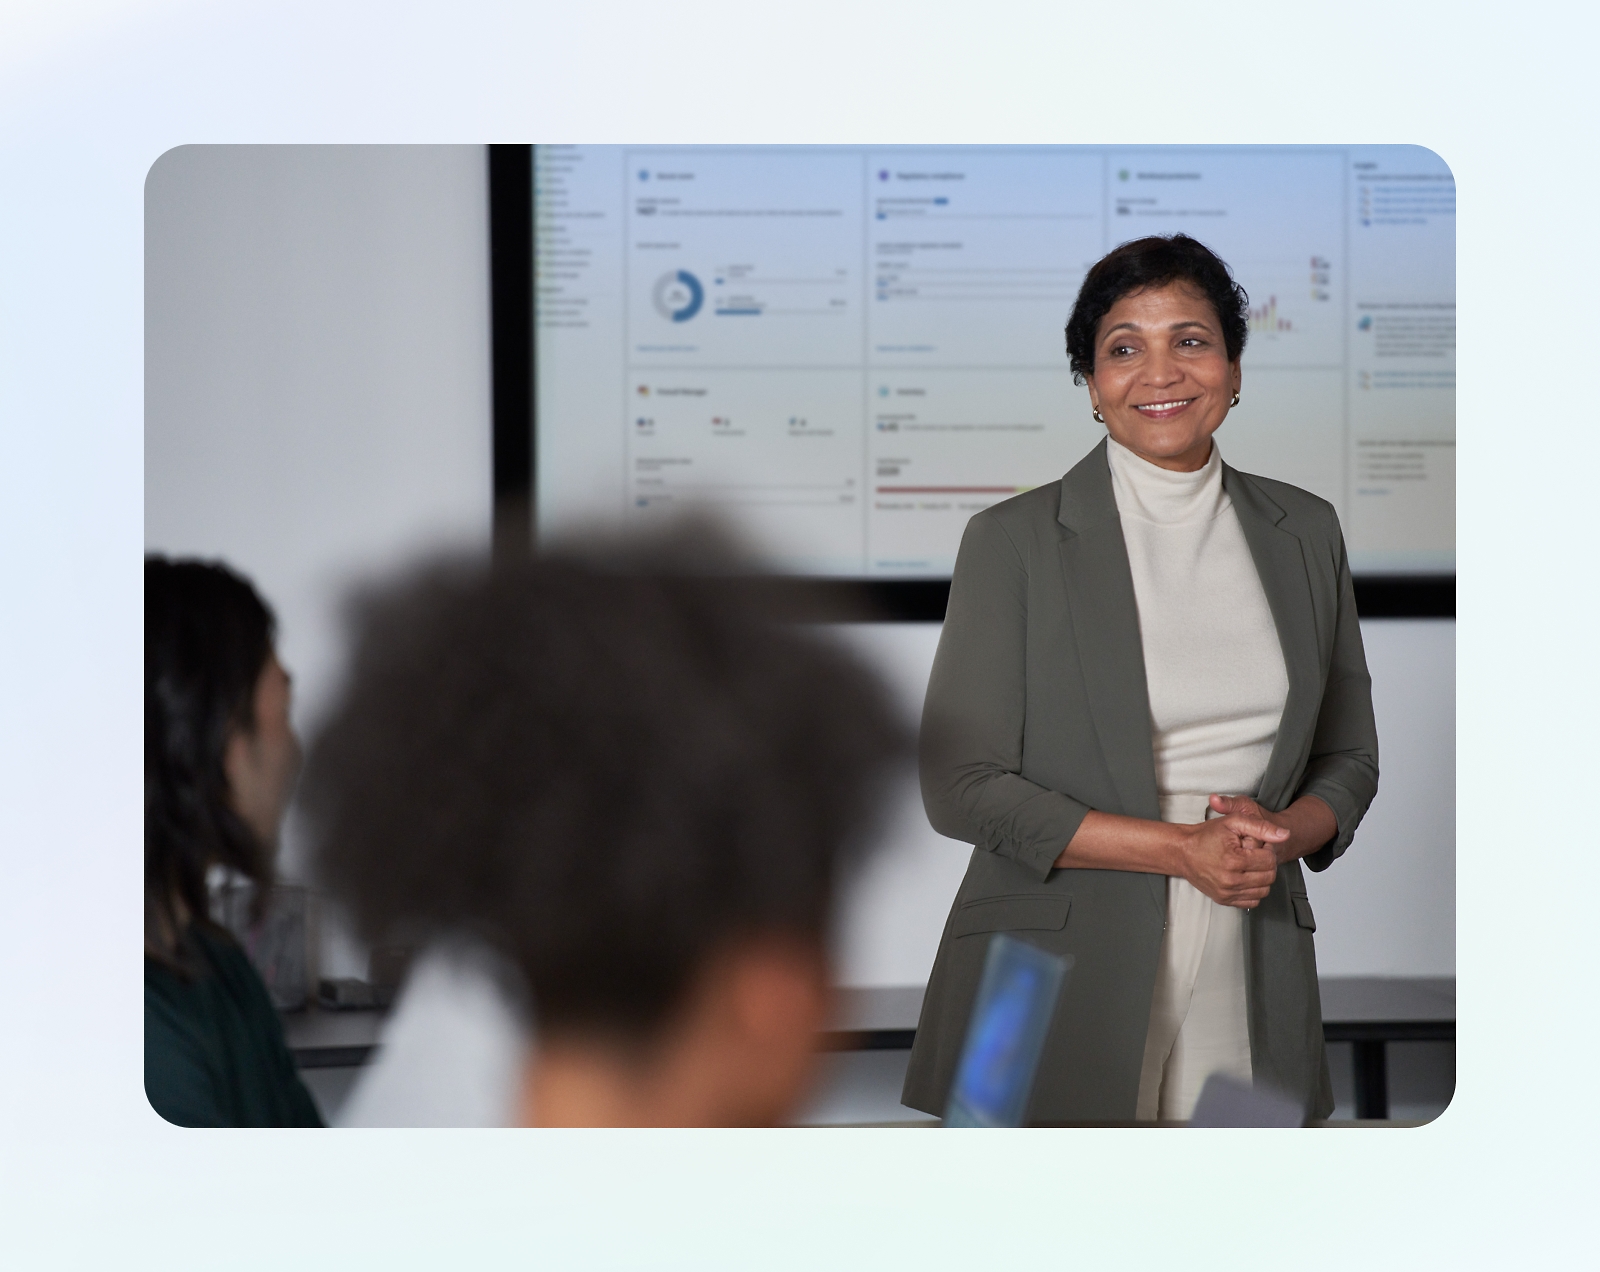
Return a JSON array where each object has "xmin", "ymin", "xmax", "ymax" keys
[{"xmin": 1105, "ymin": 435, "xmax": 1289, "ymax": 1121}]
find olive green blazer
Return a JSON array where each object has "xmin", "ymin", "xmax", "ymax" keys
[{"xmin": 901, "ymin": 439, "xmax": 1379, "ymax": 1123}]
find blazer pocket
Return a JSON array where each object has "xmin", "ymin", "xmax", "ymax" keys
[
  {"xmin": 951, "ymin": 893, "xmax": 1071, "ymax": 939},
  {"xmin": 1291, "ymin": 894, "xmax": 1317, "ymax": 932}
]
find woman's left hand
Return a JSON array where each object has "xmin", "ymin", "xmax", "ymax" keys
[{"xmin": 1208, "ymin": 793, "xmax": 1337, "ymax": 866}]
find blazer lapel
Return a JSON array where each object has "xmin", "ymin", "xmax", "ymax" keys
[
  {"xmin": 1056, "ymin": 441, "xmax": 1162, "ymax": 823},
  {"xmin": 1223, "ymin": 464, "xmax": 1323, "ymax": 810}
]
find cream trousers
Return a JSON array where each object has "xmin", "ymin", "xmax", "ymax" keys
[{"xmin": 1135, "ymin": 795, "xmax": 1253, "ymax": 1121}]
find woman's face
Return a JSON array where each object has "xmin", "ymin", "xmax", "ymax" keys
[
  {"xmin": 224, "ymin": 652, "xmax": 303, "ymax": 850},
  {"xmin": 1084, "ymin": 281, "xmax": 1241, "ymax": 472}
]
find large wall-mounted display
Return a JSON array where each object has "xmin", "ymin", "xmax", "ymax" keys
[{"xmin": 534, "ymin": 146, "xmax": 1454, "ymax": 577}]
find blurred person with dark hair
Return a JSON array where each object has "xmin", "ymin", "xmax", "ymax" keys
[
  {"xmin": 302, "ymin": 541, "xmax": 905, "ymax": 1127},
  {"xmin": 145, "ymin": 556, "xmax": 322, "ymax": 1127},
  {"xmin": 905, "ymin": 235, "xmax": 1379, "ymax": 1123}
]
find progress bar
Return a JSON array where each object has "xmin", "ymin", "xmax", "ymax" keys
[{"xmin": 875, "ymin": 486, "xmax": 1024, "ymax": 494}]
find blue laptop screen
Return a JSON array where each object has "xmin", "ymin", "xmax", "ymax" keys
[{"xmin": 944, "ymin": 934, "xmax": 1071, "ymax": 1128}]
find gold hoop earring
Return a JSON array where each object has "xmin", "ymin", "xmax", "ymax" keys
[
  {"xmin": 1230, "ymin": 392, "xmax": 1241, "ymax": 407},
  {"xmin": 1092, "ymin": 407, "xmax": 1105, "ymax": 424}
]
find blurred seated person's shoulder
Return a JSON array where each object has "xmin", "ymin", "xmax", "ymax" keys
[{"xmin": 335, "ymin": 940, "xmax": 528, "ymax": 1128}]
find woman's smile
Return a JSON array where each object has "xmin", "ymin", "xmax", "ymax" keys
[{"xmin": 1133, "ymin": 397, "xmax": 1197, "ymax": 418}]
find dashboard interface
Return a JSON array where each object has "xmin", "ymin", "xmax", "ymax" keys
[{"xmin": 535, "ymin": 146, "xmax": 1454, "ymax": 576}]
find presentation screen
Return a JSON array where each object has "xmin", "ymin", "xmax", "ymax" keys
[{"xmin": 534, "ymin": 145, "xmax": 1453, "ymax": 576}]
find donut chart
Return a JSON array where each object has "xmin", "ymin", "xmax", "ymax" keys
[{"xmin": 652, "ymin": 270, "xmax": 704, "ymax": 323}]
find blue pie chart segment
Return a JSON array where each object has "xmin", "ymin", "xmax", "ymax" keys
[{"xmin": 653, "ymin": 270, "xmax": 704, "ymax": 323}]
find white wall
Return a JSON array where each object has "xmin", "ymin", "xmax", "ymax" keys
[
  {"xmin": 144, "ymin": 145, "xmax": 493, "ymax": 958},
  {"xmin": 1303, "ymin": 619, "xmax": 1455, "ymax": 976},
  {"xmin": 145, "ymin": 144, "xmax": 493, "ymax": 735},
  {"xmin": 144, "ymin": 144, "xmax": 1454, "ymax": 987},
  {"xmin": 829, "ymin": 619, "xmax": 1455, "ymax": 985}
]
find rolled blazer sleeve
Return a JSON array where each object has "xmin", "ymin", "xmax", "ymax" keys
[
  {"xmin": 920, "ymin": 511, "xmax": 1089, "ymax": 881},
  {"xmin": 1296, "ymin": 519, "xmax": 1380, "ymax": 872}
]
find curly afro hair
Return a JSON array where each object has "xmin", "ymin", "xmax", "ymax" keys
[{"xmin": 301, "ymin": 535, "xmax": 908, "ymax": 1042}]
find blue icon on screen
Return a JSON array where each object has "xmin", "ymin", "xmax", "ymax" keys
[
  {"xmin": 1358, "ymin": 315, "xmax": 1373, "ymax": 331},
  {"xmin": 878, "ymin": 169, "xmax": 889, "ymax": 181},
  {"xmin": 638, "ymin": 170, "xmax": 649, "ymax": 181}
]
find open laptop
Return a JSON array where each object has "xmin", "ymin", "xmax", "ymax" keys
[{"xmin": 943, "ymin": 934, "xmax": 1072, "ymax": 1128}]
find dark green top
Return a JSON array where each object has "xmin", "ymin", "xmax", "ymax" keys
[{"xmin": 145, "ymin": 923, "xmax": 323, "ymax": 1128}]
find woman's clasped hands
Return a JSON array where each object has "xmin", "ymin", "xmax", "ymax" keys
[
  {"xmin": 1051, "ymin": 794, "xmax": 1334, "ymax": 905},
  {"xmin": 1177, "ymin": 798, "xmax": 1288, "ymax": 908}
]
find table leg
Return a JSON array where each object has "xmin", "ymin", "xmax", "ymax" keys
[{"xmin": 1351, "ymin": 1040, "xmax": 1389, "ymax": 1120}]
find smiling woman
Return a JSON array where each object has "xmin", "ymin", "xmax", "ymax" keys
[
  {"xmin": 1068, "ymin": 233, "xmax": 1248, "ymax": 473},
  {"xmin": 902, "ymin": 235, "xmax": 1379, "ymax": 1124}
]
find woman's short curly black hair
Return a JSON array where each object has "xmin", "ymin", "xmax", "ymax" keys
[
  {"xmin": 1064, "ymin": 234, "xmax": 1249, "ymax": 384},
  {"xmin": 301, "ymin": 535, "xmax": 907, "ymax": 1043}
]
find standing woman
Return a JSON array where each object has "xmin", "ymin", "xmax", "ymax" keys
[
  {"xmin": 902, "ymin": 234, "xmax": 1378, "ymax": 1123},
  {"xmin": 145, "ymin": 557, "xmax": 322, "ymax": 1127}
]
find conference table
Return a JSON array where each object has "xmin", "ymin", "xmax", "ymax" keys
[
  {"xmin": 1316, "ymin": 977, "xmax": 1455, "ymax": 1120},
  {"xmin": 287, "ymin": 975, "xmax": 1454, "ymax": 1123}
]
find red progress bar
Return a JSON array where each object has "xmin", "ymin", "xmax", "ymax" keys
[{"xmin": 876, "ymin": 486, "xmax": 1022, "ymax": 494}]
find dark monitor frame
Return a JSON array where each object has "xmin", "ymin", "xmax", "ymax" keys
[{"xmin": 491, "ymin": 144, "xmax": 1454, "ymax": 620}]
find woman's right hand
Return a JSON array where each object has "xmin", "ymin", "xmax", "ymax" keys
[{"xmin": 1175, "ymin": 814, "xmax": 1285, "ymax": 908}]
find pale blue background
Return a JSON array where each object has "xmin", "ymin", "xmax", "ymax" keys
[{"xmin": 0, "ymin": 1, "xmax": 1588, "ymax": 1267}]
